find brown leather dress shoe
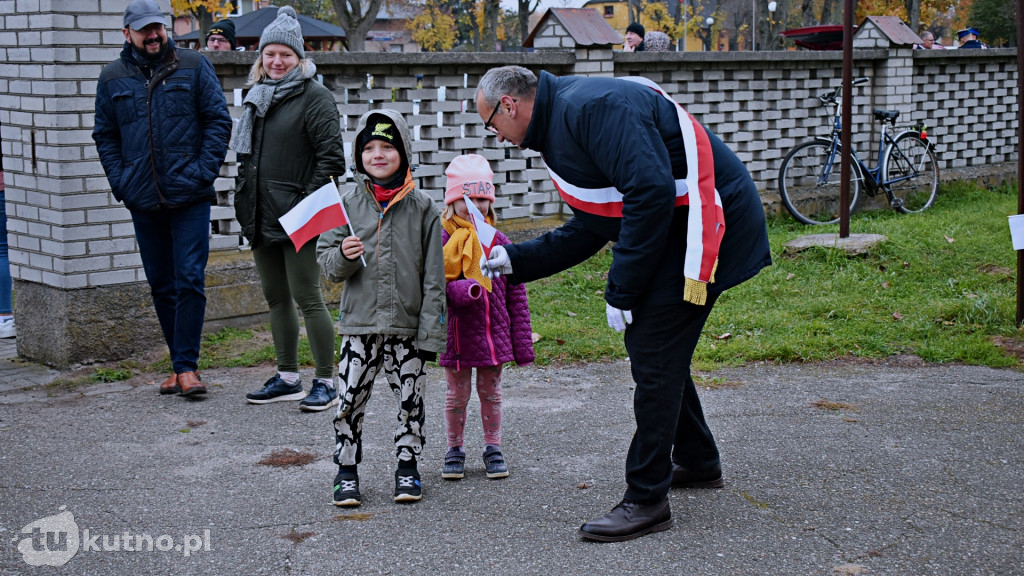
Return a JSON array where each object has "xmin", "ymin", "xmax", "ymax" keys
[
  {"xmin": 159, "ymin": 373, "xmax": 181, "ymax": 395},
  {"xmin": 178, "ymin": 372, "xmax": 206, "ymax": 396},
  {"xmin": 671, "ymin": 463, "xmax": 725, "ymax": 489},
  {"xmin": 578, "ymin": 498, "xmax": 673, "ymax": 542}
]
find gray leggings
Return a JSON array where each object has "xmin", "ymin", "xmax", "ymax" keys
[{"xmin": 252, "ymin": 240, "xmax": 335, "ymax": 379}]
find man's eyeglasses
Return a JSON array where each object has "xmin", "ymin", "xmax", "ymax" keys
[{"xmin": 484, "ymin": 98, "xmax": 516, "ymax": 134}]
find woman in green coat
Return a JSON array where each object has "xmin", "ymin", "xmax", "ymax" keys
[{"xmin": 229, "ymin": 7, "xmax": 345, "ymax": 411}]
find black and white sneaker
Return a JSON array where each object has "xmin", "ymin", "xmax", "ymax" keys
[
  {"xmin": 299, "ymin": 378, "xmax": 339, "ymax": 412},
  {"xmin": 332, "ymin": 470, "xmax": 361, "ymax": 507},
  {"xmin": 394, "ymin": 468, "xmax": 422, "ymax": 503},
  {"xmin": 245, "ymin": 374, "xmax": 304, "ymax": 404}
]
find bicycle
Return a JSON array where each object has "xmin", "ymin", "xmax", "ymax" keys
[{"xmin": 777, "ymin": 77, "xmax": 940, "ymax": 225}]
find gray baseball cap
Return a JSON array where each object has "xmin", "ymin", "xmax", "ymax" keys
[{"xmin": 124, "ymin": 0, "xmax": 166, "ymax": 29}]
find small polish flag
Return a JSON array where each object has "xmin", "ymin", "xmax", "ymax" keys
[
  {"xmin": 462, "ymin": 194, "xmax": 498, "ymax": 257},
  {"xmin": 279, "ymin": 181, "xmax": 349, "ymax": 252}
]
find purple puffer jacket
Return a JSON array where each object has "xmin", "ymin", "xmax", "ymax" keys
[{"xmin": 439, "ymin": 229, "xmax": 535, "ymax": 370}]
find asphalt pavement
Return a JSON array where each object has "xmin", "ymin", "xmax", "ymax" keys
[{"xmin": 0, "ymin": 342, "xmax": 1022, "ymax": 575}]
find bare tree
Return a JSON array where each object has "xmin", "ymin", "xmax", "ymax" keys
[
  {"xmin": 517, "ymin": 0, "xmax": 543, "ymax": 51},
  {"xmin": 482, "ymin": 0, "xmax": 501, "ymax": 50},
  {"xmin": 332, "ymin": 0, "xmax": 388, "ymax": 51}
]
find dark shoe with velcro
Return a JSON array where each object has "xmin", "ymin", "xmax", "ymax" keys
[
  {"xmin": 671, "ymin": 462, "xmax": 724, "ymax": 489},
  {"xmin": 483, "ymin": 444, "xmax": 509, "ymax": 479},
  {"xmin": 441, "ymin": 448, "xmax": 465, "ymax": 480},
  {"xmin": 579, "ymin": 498, "xmax": 673, "ymax": 542}
]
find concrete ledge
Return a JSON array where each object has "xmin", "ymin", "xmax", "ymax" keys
[{"xmin": 784, "ymin": 233, "xmax": 888, "ymax": 255}]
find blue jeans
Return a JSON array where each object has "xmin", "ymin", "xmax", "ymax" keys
[
  {"xmin": 130, "ymin": 202, "xmax": 211, "ymax": 374},
  {"xmin": 0, "ymin": 188, "xmax": 12, "ymax": 315},
  {"xmin": 622, "ymin": 294, "xmax": 721, "ymax": 505}
]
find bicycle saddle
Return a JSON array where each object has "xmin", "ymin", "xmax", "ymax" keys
[{"xmin": 872, "ymin": 109, "xmax": 900, "ymax": 123}]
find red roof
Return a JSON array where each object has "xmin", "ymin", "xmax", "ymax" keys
[{"xmin": 780, "ymin": 25, "xmax": 851, "ymax": 51}]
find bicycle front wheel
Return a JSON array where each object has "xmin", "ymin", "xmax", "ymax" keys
[
  {"xmin": 882, "ymin": 132, "xmax": 939, "ymax": 214},
  {"xmin": 778, "ymin": 140, "xmax": 861, "ymax": 225}
]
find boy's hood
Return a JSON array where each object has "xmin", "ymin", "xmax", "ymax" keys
[{"xmin": 352, "ymin": 109, "xmax": 414, "ymax": 170}]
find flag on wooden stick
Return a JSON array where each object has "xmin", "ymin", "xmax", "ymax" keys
[{"xmin": 278, "ymin": 181, "xmax": 348, "ymax": 252}]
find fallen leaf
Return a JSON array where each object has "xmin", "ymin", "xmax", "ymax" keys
[
  {"xmin": 566, "ymin": 311, "xmax": 577, "ymax": 317},
  {"xmin": 577, "ymin": 482, "xmax": 589, "ymax": 489},
  {"xmin": 892, "ymin": 311, "xmax": 903, "ymax": 320},
  {"xmin": 786, "ymin": 273, "xmax": 795, "ymax": 280},
  {"xmin": 531, "ymin": 332, "xmax": 542, "ymax": 343},
  {"xmin": 556, "ymin": 339, "xmax": 566, "ymax": 345},
  {"xmin": 716, "ymin": 332, "xmax": 732, "ymax": 340},
  {"xmin": 881, "ymin": 281, "xmax": 890, "ymax": 289},
  {"xmin": 903, "ymin": 261, "xmax": 910, "ymax": 268},
  {"xmin": 944, "ymin": 235, "xmax": 955, "ymax": 243}
]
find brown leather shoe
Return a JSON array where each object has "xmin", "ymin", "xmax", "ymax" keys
[
  {"xmin": 671, "ymin": 463, "xmax": 725, "ymax": 489},
  {"xmin": 159, "ymin": 373, "xmax": 181, "ymax": 395},
  {"xmin": 578, "ymin": 498, "xmax": 673, "ymax": 542},
  {"xmin": 178, "ymin": 371, "xmax": 206, "ymax": 396}
]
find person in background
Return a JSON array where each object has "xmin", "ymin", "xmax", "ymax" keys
[
  {"xmin": 623, "ymin": 22, "xmax": 645, "ymax": 52},
  {"xmin": 438, "ymin": 154, "xmax": 534, "ymax": 482},
  {"xmin": 317, "ymin": 109, "xmax": 446, "ymax": 507},
  {"xmin": 206, "ymin": 18, "xmax": 237, "ymax": 51},
  {"xmin": 231, "ymin": 6, "xmax": 344, "ymax": 411},
  {"xmin": 914, "ymin": 31, "xmax": 945, "ymax": 49},
  {"xmin": 476, "ymin": 66, "xmax": 771, "ymax": 542},
  {"xmin": 956, "ymin": 28, "xmax": 988, "ymax": 49},
  {"xmin": 644, "ymin": 31, "xmax": 672, "ymax": 52},
  {"xmin": 92, "ymin": 0, "xmax": 232, "ymax": 396},
  {"xmin": 0, "ymin": 119, "xmax": 13, "ymax": 339}
]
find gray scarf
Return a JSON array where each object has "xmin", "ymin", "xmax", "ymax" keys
[{"xmin": 229, "ymin": 61, "xmax": 317, "ymax": 155}]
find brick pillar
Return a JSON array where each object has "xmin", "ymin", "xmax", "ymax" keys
[{"xmin": 0, "ymin": 0, "xmax": 173, "ymax": 367}]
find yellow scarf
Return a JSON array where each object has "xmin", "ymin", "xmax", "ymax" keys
[{"xmin": 443, "ymin": 214, "xmax": 492, "ymax": 292}]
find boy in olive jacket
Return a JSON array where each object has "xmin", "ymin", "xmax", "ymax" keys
[{"xmin": 317, "ymin": 109, "xmax": 446, "ymax": 506}]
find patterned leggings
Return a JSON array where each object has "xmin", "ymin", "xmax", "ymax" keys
[
  {"xmin": 333, "ymin": 334, "xmax": 428, "ymax": 467},
  {"xmin": 444, "ymin": 365, "xmax": 503, "ymax": 448}
]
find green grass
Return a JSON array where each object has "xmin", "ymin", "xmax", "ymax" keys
[
  {"xmin": 527, "ymin": 180, "xmax": 1023, "ymax": 369},
  {"xmin": 135, "ymin": 180, "xmax": 1023, "ymax": 374}
]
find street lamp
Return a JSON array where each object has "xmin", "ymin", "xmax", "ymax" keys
[
  {"xmin": 767, "ymin": 1, "xmax": 777, "ymax": 49},
  {"xmin": 700, "ymin": 16, "xmax": 714, "ymax": 51}
]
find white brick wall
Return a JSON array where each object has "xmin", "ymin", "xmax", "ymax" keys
[{"xmin": 1, "ymin": 4, "xmax": 1018, "ymax": 293}]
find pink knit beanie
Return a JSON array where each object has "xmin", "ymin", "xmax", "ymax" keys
[{"xmin": 444, "ymin": 154, "xmax": 495, "ymax": 205}]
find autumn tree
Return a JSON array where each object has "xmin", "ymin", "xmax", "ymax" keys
[
  {"xmin": 968, "ymin": 0, "xmax": 1017, "ymax": 46},
  {"xmin": 408, "ymin": 3, "xmax": 457, "ymax": 51},
  {"xmin": 290, "ymin": 0, "xmax": 339, "ymax": 22},
  {"xmin": 170, "ymin": 0, "xmax": 233, "ymax": 41},
  {"xmin": 642, "ymin": 1, "xmax": 684, "ymax": 40}
]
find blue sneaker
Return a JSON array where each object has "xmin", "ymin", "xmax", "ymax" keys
[
  {"xmin": 299, "ymin": 378, "xmax": 339, "ymax": 412},
  {"xmin": 245, "ymin": 374, "xmax": 304, "ymax": 404}
]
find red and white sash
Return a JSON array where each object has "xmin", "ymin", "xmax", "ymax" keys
[{"xmin": 543, "ymin": 76, "xmax": 725, "ymax": 305}]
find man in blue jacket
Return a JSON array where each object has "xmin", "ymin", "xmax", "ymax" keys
[
  {"xmin": 477, "ymin": 66, "xmax": 771, "ymax": 542},
  {"xmin": 92, "ymin": 0, "xmax": 232, "ymax": 397}
]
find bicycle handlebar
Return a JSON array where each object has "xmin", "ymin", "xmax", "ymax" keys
[{"xmin": 818, "ymin": 77, "xmax": 870, "ymax": 104}]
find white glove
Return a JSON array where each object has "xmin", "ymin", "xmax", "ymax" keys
[
  {"xmin": 479, "ymin": 245, "xmax": 512, "ymax": 279},
  {"xmin": 606, "ymin": 303, "xmax": 633, "ymax": 333}
]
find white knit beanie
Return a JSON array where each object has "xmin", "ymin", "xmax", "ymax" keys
[{"xmin": 258, "ymin": 6, "xmax": 305, "ymax": 58}]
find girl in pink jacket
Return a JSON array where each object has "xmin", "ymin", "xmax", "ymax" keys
[{"xmin": 439, "ymin": 154, "xmax": 534, "ymax": 480}]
